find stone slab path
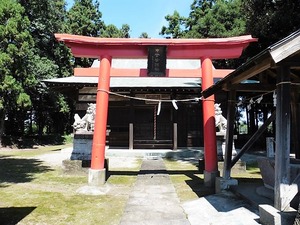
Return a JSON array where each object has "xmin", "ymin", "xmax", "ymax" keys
[{"xmin": 119, "ymin": 158, "xmax": 190, "ymax": 225}]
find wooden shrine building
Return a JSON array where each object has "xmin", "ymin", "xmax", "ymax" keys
[{"xmin": 46, "ymin": 59, "xmax": 228, "ymax": 149}]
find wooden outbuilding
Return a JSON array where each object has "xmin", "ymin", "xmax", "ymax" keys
[{"xmin": 202, "ymin": 29, "xmax": 300, "ymax": 211}]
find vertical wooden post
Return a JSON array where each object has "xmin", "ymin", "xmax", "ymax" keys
[
  {"xmin": 129, "ymin": 123, "xmax": 133, "ymax": 150},
  {"xmin": 173, "ymin": 123, "xmax": 177, "ymax": 150},
  {"xmin": 89, "ymin": 55, "xmax": 111, "ymax": 186},
  {"xmin": 129, "ymin": 94, "xmax": 134, "ymax": 150},
  {"xmin": 223, "ymin": 90, "xmax": 236, "ymax": 179},
  {"xmin": 291, "ymin": 87, "xmax": 300, "ymax": 159},
  {"xmin": 274, "ymin": 65, "xmax": 291, "ymax": 211},
  {"xmin": 201, "ymin": 57, "xmax": 219, "ymax": 187},
  {"xmin": 266, "ymin": 137, "xmax": 275, "ymax": 158}
]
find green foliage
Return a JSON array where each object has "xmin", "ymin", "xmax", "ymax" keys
[
  {"xmin": 66, "ymin": 0, "xmax": 104, "ymax": 36},
  {"xmin": 139, "ymin": 32, "xmax": 149, "ymax": 38},
  {"xmin": 120, "ymin": 24, "xmax": 131, "ymax": 38},
  {"xmin": 0, "ymin": 0, "xmax": 35, "ymax": 112},
  {"xmin": 160, "ymin": 0, "xmax": 246, "ymax": 39},
  {"xmin": 160, "ymin": 11, "xmax": 186, "ymax": 38},
  {"xmin": 101, "ymin": 24, "xmax": 131, "ymax": 38},
  {"xmin": 19, "ymin": 0, "xmax": 74, "ymax": 137},
  {"xmin": 0, "ymin": 0, "xmax": 75, "ymax": 143},
  {"xmin": 101, "ymin": 24, "xmax": 123, "ymax": 38},
  {"xmin": 66, "ymin": 0, "xmax": 104, "ymax": 67},
  {"xmin": 66, "ymin": 0, "xmax": 131, "ymax": 39},
  {"xmin": 20, "ymin": 0, "xmax": 73, "ymax": 76},
  {"xmin": 66, "ymin": 0, "xmax": 131, "ymax": 68},
  {"xmin": 243, "ymin": 0, "xmax": 300, "ymax": 54}
]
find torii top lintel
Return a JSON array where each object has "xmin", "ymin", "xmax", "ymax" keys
[{"xmin": 55, "ymin": 34, "xmax": 257, "ymax": 59}]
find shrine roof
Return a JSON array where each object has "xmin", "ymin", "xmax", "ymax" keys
[{"xmin": 43, "ymin": 77, "xmax": 202, "ymax": 88}]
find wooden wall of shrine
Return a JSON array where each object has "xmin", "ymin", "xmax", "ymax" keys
[{"xmin": 76, "ymin": 87, "xmax": 204, "ymax": 149}]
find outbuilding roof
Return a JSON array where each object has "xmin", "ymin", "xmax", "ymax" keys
[{"xmin": 202, "ymin": 29, "xmax": 300, "ymax": 97}]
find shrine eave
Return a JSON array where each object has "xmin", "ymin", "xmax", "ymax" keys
[
  {"xmin": 43, "ymin": 77, "xmax": 202, "ymax": 88},
  {"xmin": 55, "ymin": 34, "xmax": 257, "ymax": 59}
]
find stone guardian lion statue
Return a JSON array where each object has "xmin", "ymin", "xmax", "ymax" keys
[
  {"xmin": 73, "ymin": 103, "xmax": 96, "ymax": 132},
  {"xmin": 215, "ymin": 103, "xmax": 227, "ymax": 133}
]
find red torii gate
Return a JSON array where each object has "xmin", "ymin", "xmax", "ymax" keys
[{"xmin": 55, "ymin": 34, "xmax": 256, "ymax": 187}]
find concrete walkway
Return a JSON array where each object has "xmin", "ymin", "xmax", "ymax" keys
[
  {"xmin": 119, "ymin": 158, "xmax": 261, "ymax": 225},
  {"xmin": 120, "ymin": 159, "xmax": 190, "ymax": 225}
]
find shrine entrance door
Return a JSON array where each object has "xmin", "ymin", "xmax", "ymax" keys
[{"xmin": 133, "ymin": 105, "xmax": 172, "ymax": 148}]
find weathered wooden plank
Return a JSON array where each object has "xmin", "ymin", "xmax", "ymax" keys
[
  {"xmin": 274, "ymin": 65, "xmax": 291, "ymax": 211},
  {"xmin": 229, "ymin": 57, "xmax": 273, "ymax": 85}
]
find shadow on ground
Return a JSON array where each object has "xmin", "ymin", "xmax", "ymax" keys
[
  {"xmin": 0, "ymin": 207, "xmax": 36, "ymax": 225},
  {"xmin": 0, "ymin": 156, "xmax": 53, "ymax": 185},
  {"xmin": 1, "ymin": 134, "xmax": 67, "ymax": 148}
]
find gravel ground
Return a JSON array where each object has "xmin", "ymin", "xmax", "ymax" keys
[{"xmin": 34, "ymin": 147, "xmax": 139, "ymax": 169}]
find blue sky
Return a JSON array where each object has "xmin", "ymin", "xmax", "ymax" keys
[{"xmin": 66, "ymin": 0, "xmax": 193, "ymax": 38}]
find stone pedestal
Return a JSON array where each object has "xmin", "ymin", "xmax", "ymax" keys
[
  {"xmin": 216, "ymin": 132, "xmax": 237, "ymax": 160},
  {"xmin": 71, "ymin": 130, "xmax": 110, "ymax": 160},
  {"xmin": 72, "ymin": 131, "xmax": 94, "ymax": 160}
]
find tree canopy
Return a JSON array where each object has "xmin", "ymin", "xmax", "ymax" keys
[
  {"xmin": 160, "ymin": 0, "xmax": 246, "ymax": 39},
  {"xmin": 243, "ymin": 0, "xmax": 300, "ymax": 54},
  {"xmin": 0, "ymin": 0, "xmax": 35, "ymax": 144}
]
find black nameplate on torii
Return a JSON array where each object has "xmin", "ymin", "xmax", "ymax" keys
[{"xmin": 147, "ymin": 46, "xmax": 167, "ymax": 77}]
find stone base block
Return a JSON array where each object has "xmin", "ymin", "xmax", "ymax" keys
[
  {"xmin": 62, "ymin": 160, "xmax": 89, "ymax": 175},
  {"xmin": 259, "ymin": 204, "xmax": 296, "ymax": 225},
  {"xmin": 88, "ymin": 168, "xmax": 106, "ymax": 186},
  {"xmin": 204, "ymin": 170, "xmax": 220, "ymax": 188},
  {"xmin": 215, "ymin": 177, "xmax": 238, "ymax": 193}
]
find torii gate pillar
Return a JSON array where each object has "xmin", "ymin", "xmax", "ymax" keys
[
  {"xmin": 88, "ymin": 55, "xmax": 111, "ymax": 186},
  {"xmin": 201, "ymin": 57, "xmax": 219, "ymax": 187}
]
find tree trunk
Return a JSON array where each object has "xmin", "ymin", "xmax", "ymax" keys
[{"xmin": 0, "ymin": 109, "xmax": 5, "ymax": 147}]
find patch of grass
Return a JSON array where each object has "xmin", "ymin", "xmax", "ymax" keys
[
  {"xmin": 164, "ymin": 159, "xmax": 214, "ymax": 202},
  {"xmin": 0, "ymin": 185, "xmax": 126, "ymax": 225},
  {"xmin": 246, "ymin": 161, "xmax": 261, "ymax": 173},
  {"xmin": 231, "ymin": 161, "xmax": 262, "ymax": 179},
  {"xmin": 108, "ymin": 175, "xmax": 137, "ymax": 186},
  {"xmin": 63, "ymin": 134, "xmax": 74, "ymax": 144},
  {"xmin": 0, "ymin": 151, "xmax": 142, "ymax": 225}
]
